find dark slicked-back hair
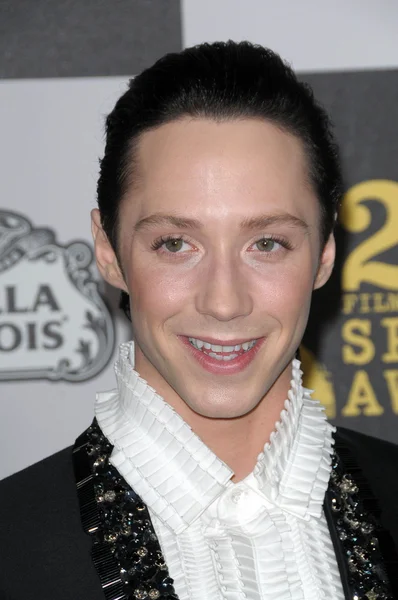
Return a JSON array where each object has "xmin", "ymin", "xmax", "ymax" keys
[{"xmin": 97, "ymin": 40, "xmax": 343, "ymax": 318}]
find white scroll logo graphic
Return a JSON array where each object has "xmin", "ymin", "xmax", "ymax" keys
[{"xmin": 0, "ymin": 210, "xmax": 115, "ymax": 381}]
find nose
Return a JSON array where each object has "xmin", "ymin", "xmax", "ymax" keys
[{"xmin": 195, "ymin": 256, "xmax": 253, "ymax": 321}]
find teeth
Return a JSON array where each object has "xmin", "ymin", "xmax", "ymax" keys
[
  {"xmin": 208, "ymin": 352, "xmax": 238, "ymax": 361},
  {"xmin": 223, "ymin": 353, "xmax": 238, "ymax": 361},
  {"xmin": 188, "ymin": 337, "xmax": 257, "ymax": 356}
]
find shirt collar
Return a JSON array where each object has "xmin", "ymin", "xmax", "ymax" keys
[{"xmin": 95, "ymin": 342, "xmax": 335, "ymax": 534}]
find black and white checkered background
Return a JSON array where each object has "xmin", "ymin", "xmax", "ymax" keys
[{"xmin": 1, "ymin": 0, "xmax": 398, "ymax": 478}]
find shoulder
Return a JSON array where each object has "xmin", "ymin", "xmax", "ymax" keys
[
  {"xmin": 0, "ymin": 445, "xmax": 102, "ymax": 599},
  {"xmin": 0, "ymin": 445, "xmax": 75, "ymax": 497},
  {"xmin": 334, "ymin": 426, "xmax": 398, "ymax": 468},
  {"xmin": 0, "ymin": 445, "xmax": 83, "ymax": 530},
  {"xmin": 334, "ymin": 426, "xmax": 398, "ymax": 493}
]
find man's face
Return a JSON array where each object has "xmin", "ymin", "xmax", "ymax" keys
[{"xmin": 95, "ymin": 118, "xmax": 335, "ymax": 419}]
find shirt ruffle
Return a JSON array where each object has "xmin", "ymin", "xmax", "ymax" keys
[
  {"xmin": 95, "ymin": 342, "xmax": 344, "ymax": 600},
  {"xmin": 95, "ymin": 342, "xmax": 232, "ymax": 535}
]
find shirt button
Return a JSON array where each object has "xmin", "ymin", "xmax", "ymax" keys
[{"xmin": 231, "ymin": 489, "xmax": 244, "ymax": 504}]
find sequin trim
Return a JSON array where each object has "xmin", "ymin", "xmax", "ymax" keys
[
  {"xmin": 73, "ymin": 420, "xmax": 179, "ymax": 600},
  {"xmin": 324, "ymin": 439, "xmax": 398, "ymax": 599}
]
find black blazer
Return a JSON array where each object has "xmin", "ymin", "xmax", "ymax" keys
[{"xmin": 0, "ymin": 426, "xmax": 397, "ymax": 600}]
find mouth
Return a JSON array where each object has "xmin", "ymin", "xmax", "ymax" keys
[
  {"xmin": 179, "ymin": 335, "xmax": 264, "ymax": 374},
  {"xmin": 188, "ymin": 336, "xmax": 257, "ymax": 361}
]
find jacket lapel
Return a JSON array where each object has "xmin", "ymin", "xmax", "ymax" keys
[
  {"xmin": 73, "ymin": 420, "xmax": 179, "ymax": 600},
  {"xmin": 324, "ymin": 435, "xmax": 398, "ymax": 599}
]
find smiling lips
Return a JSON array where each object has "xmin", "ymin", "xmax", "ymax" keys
[
  {"xmin": 188, "ymin": 336, "xmax": 257, "ymax": 361},
  {"xmin": 180, "ymin": 335, "xmax": 264, "ymax": 374}
]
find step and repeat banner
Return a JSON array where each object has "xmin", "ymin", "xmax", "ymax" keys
[
  {"xmin": 301, "ymin": 70, "xmax": 398, "ymax": 442},
  {"xmin": 1, "ymin": 0, "xmax": 397, "ymax": 478},
  {"xmin": 0, "ymin": 0, "xmax": 183, "ymax": 479}
]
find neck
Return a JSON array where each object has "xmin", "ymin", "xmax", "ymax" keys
[
  {"xmin": 134, "ymin": 349, "xmax": 292, "ymax": 482},
  {"xmin": 185, "ymin": 381, "xmax": 289, "ymax": 481}
]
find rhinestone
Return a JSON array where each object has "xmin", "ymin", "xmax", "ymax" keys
[
  {"xmin": 125, "ymin": 489, "xmax": 139, "ymax": 501},
  {"xmin": 104, "ymin": 490, "xmax": 116, "ymax": 502},
  {"xmin": 361, "ymin": 522, "xmax": 374, "ymax": 535},
  {"xmin": 104, "ymin": 532, "xmax": 118, "ymax": 543},
  {"xmin": 344, "ymin": 516, "xmax": 361, "ymax": 529},
  {"xmin": 348, "ymin": 556, "xmax": 359, "ymax": 572},
  {"xmin": 93, "ymin": 455, "xmax": 106, "ymax": 467},
  {"xmin": 148, "ymin": 590, "xmax": 160, "ymax": 599},
  {"xmin": 134, "ymin": 589, "xmax": 147, "ymax": 599},
  {"xmin": 353, "ymin": 546, "xmax": 368, "ymax": 561},
  {"xmin": 137, "ymin": 546, "xmax": 148, "ymax": 557},
  {"xmin": 143, "ymin": 529, "xmax": 158, "ymax": 543},
  {"xmin": 340, "ymin": 474, "xmax": 359, "ymax": 494},
  {"xmin": 121, "ymin": 525, "xmax": 131, "ymax": 535}
]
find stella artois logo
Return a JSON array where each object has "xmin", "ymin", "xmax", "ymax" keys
[{"xmin": 0, "ymin": 210, "xmax": 114, "ymax": 381}]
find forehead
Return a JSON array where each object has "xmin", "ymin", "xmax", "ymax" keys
[{"xmin": 128, "ymin": 118, "xmax": 317, "ymax": 224}]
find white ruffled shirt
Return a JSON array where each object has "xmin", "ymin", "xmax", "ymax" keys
[{"xmin": 95, "ymin": 342, "xmax": 344, "ymax": 600}]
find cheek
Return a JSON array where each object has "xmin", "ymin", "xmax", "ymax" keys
[
  {"xmin": 255, "ymin": 259, "xmax": 314, "ymax": 322},
  {"xmin": 127, "ymin": 261, "xmax": 196, "ymax": 320}
]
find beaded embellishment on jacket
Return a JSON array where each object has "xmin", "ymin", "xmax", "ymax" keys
[
  {"xmin": 74, "ymin": 420, "xmax": 397, "ymax": 600},
  {"xmin": 324, "ymin": 441, "xmax": 397, "ymax": 600},
  {"xmin": 73, "ymin": 420, "xmax": 179, "ymax": 600}
]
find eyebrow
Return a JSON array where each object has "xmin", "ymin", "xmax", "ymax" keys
[
  {"xmin": 134, "ymin": 214, "xmax": 202, "ymax": 232},
  {"xmin": 133, "ymin": 212, "xmax": 309, "ymax": 233},
  {"xmin": 240, "ymin": 214, "xmax": 309, "ymax": 231}
]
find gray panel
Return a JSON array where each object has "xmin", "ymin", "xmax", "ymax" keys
[
  {"xmin": 300, "ymin": 69, "xmax": 398, "ymax": 444},
  {"xmin": 0, "ymin": 0, "xmax": 182, "ymax": 78},
  {"xmin": 302, "ymin": 69, "xmax": 398, "ymax": 184}
]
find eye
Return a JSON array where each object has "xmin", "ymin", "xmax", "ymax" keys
[
  {"xmin": 253, "ymin": 238, "xmax": 282, "ymax": 252},
  {"xmin": 151, "ymin": 236, "xmax": 192, "ymax": 254},
  {"xmin": 164, "ymin": 238, "xmax": 188, "ymax": 253}
]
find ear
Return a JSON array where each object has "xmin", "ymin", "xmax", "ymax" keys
[
  {"xmin": 313, "ymin": 233, "xmax": 336, "ymax": 290},
  {"xmin": 91, "ymin": 209, "xmax": 128, "ymax": 292}
]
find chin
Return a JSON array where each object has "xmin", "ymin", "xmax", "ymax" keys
[{"xmin": 184, "ymin": 390, "xmax": 261, "ymax": 420}]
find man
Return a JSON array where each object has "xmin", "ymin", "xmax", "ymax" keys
[{"xmin": 1, "ymin": 41, "xmax": 397, "ymax": 600}]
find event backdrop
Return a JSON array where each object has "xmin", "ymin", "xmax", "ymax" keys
[
  {"xmin": 301, "ymin": 70, "xmax": 398, "ymax": 442},
  {"xmin": 1, "ymin": 0, "xmax": 397, "ymax": 479}
]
